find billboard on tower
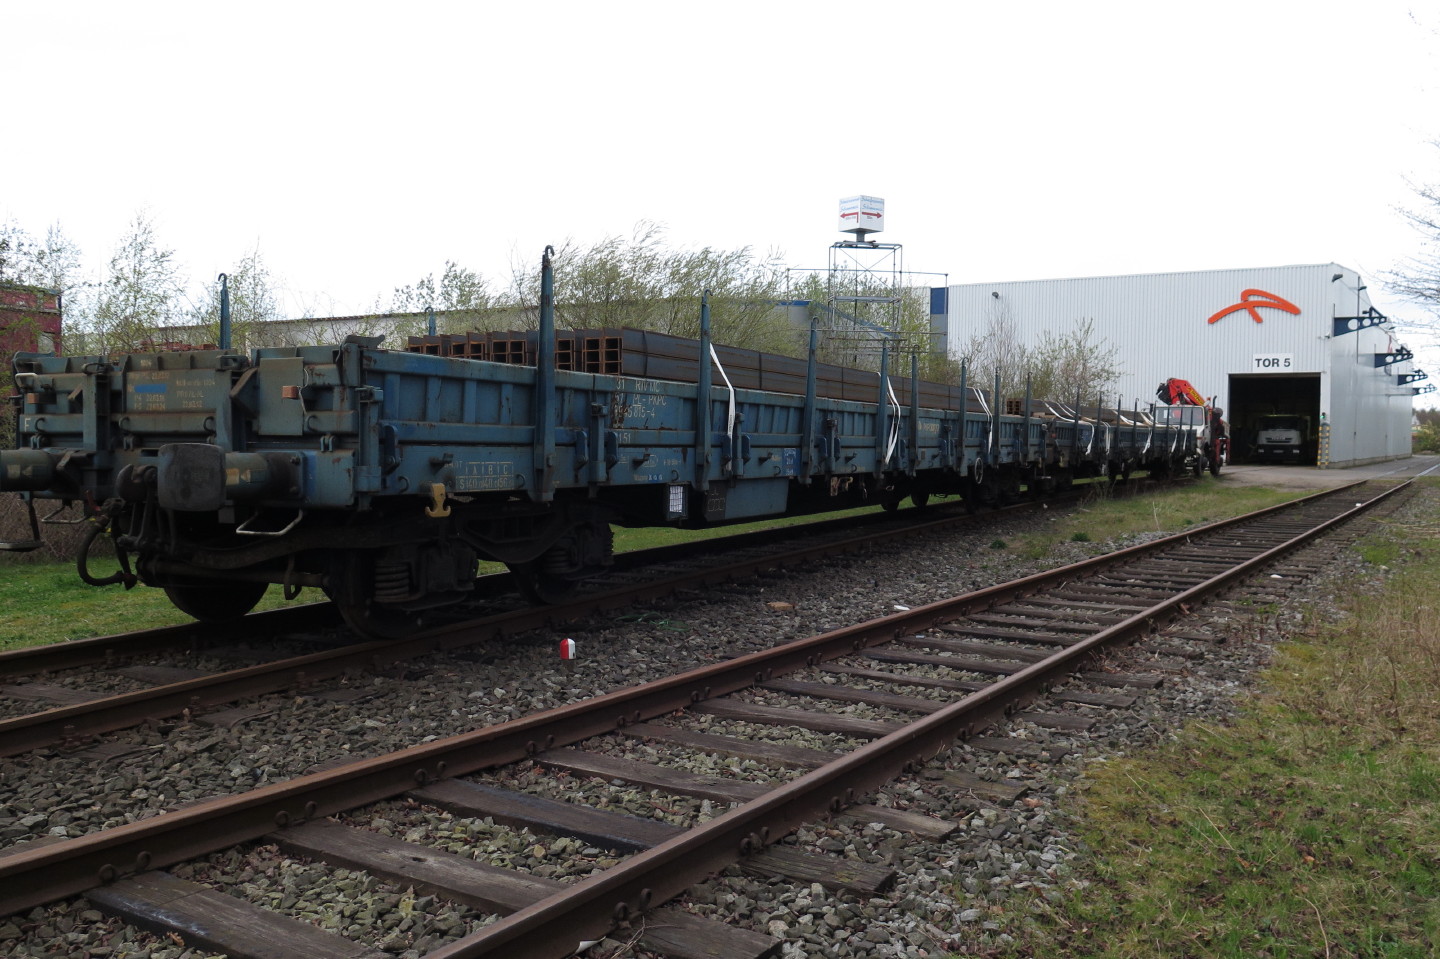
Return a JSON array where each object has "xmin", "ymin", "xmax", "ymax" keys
[{"xmin": 838, "ymin": 195, "xmax": 884, "ymax": 236}]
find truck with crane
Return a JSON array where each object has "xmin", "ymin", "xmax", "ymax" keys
[{"xmin": 1155, "ymin": 378, "xmax": 1228, "ymax": 475}]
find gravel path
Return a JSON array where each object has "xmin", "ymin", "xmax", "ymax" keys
[{"xmin": 0, "ymin": 477, "xmax": 1423, "ymax": 959}]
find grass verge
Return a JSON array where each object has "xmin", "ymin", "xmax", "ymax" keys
[
  {"xmin": 0, "ymin": 563, "xmax": 325, "ymax": 652},
  {"xmin": 0, "ymin": 506, "xmax": 885, "ymax": 652},
  {"xmin": 1009, "ymin": 480, "xmax": 1440, "ymax": 957},
  {"xmin": 1009, "ymin": 479, "xmax": 1307, "ymax": 560},
  {"xmin": 0, "ymin": 478, "xmax": 1313, "ymax": 654}
]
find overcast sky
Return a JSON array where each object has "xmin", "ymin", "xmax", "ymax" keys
[{"xmin": 6, "ymin": 1, "xmax": 1440, "ymax": 395}]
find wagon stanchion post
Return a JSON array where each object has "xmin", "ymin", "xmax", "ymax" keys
[
  {"xmin": 875, "ymin": 343, "xmax": 890, "ymax": 478},
  {"xmin": 1022, "ymin": 373, "xmax": 1033, "ymax": 470},
  {"xmin": 1116, "ymin": 393, "xmax": 1124, "ymax": 464},
  {"xmin": 534, "ymin": 247, "xmax": 557, "ymax": 502},
  {"xmin": 695, "ymin": 292, "xmax": 713, "ymax": 494},
  {"xmin": 1071, "ymin": 387, "xmax": 1081, "ymax": 468},
  {"xmin": 1132, "ymin": 395, "xmax": 1139, "ymax": 429},
  {"xmin": 730, "ymin": 405, "xmax": 745, "ymax": 482},
  {"xmin": 1146, "ymin": 394, "xmax": 1157, "ymax": 466},
  {"xmin": 991, "ymin": 371, "xmax": 1002, "ymax": 472},
  {"xmin": 1165, "ymin": 393, "xmax": 1181, "ymax": 459},
  {"xmin": 1117, "ymin": 395, "xmax": 1125, "ymax": 464},
  {"xmin": 1111, "ymin": 394, "xmax": 1123, "ymax": 469},
  {"xmin": 956, "ymin": 360, "xmax": 968, "ymax": 477},
  {"xmin": 1105, "ymin": 391, "xmax": 1117, "ymax": 469},
  {"xmin": 1128, "ymin": 394, "xmax": 1140, "ymax": 469},
  {"xmin": 950, "ymin": 359, "xmax": 973, "ymax": 475},
  {"xmin": 1090, "ymin": 393, "xmax": 1099, "ymax": 468},
  {"xmin": 218, "ymin": 274, "xmax": 231, "ymax": 351},
  {"xmin": 799, "ymin": 319, "xmax": 817, "ymax": 486},
  {"xmin": 1092, "ymin": 392, "xmax": 1106, "ymax": 475},
  {"xmin": 908, "ymin": 353, "xmax": 919, "ymax": 478}
]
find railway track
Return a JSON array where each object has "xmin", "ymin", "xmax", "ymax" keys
[
  {"xmin": 0, "ymin": 479, "xmax": 1410, "ymax": 958},
  {"xmin": 0, "ymin": 484, "xmax": 1130, "ymax": 758}
]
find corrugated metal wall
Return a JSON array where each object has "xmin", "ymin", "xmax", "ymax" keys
[
  {"xmin": 1324, "ymin": 287, "xmax": 1416, "ymax": 465},
  {"xmin": 945, "ymin": 263, "xmax": 1415, "ymax": 467}
]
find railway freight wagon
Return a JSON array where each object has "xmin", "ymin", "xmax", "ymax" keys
[{"xmin": 0, "ymin": 251, "xmax": 1215, "ymax": 635}]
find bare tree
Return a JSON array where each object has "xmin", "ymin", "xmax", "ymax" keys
[
  {"xmin": 31, "ymin": 223, "xmax": 85, "ymax": 299},
  {"xmin": 1385, "ymin": 148, "xmax": 1440, "ymax": 325},
  {"xmin": 954, "ymin": 299, "xmax": 1031, "ymax": 401},
  {"xmin": 503, "ymin": 222, "xmax": 794, "ymax": 353},
  {"xmin": 0, "ymin": 219, "xmax": 34, "ymax": 284},
  {"xmin": 90, "ymin": 212, "xmax": 184, "ymax": 353},
  {"xmin": 391, "ymin": 260, "xmax": 493, "ymax": 331},
  {"xmin": 189, "ymin": 244, "xmax": 285, "ymax": 348},
  {"xmin": 1026, "ymin": 317, "xmax": 1124, "ymax": 407},
  {"xmin": 0, "ymin": 219, "xmax": 85, "ymax": 296}
]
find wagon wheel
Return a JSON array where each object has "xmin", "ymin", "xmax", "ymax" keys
[
  {"xmin": 163, "ymin": 578, "xmax": 269, "ymax": 624},
  {"xmin": 509, "ymin": 560, "xmax": 580, "ymax": 605},
  {"xmin": 333, "ymin": 598, "xmax": 427, "ymax": 639},
  {"xmin": 325, "ymin": 553, "xmax": 426, "ymax": 638},
  {"xmin": 973, "ymin": 475, "xmax": 1001, "ymax": 509},
  {"xmin": 910, "ymin": 490, "xmax": 930, "ymax": 509}
]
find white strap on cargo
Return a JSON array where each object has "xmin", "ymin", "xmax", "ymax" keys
[
  {"xmin": 973, "ymin": 387, "xmax": 994, "ymax": 454},
  {"xmin": 885, "ymin": 376, "xmax": 902, "ymax": 465},
  {"xmin": 709, "ymin": 343, "xmax": 736, "ymax": 436}
]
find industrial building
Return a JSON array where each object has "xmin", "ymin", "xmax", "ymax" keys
[
  {"xmin": 0, "ymin": 283, "xmax": 61, "ymax": 358},
  {"xmin": 941, "ymin": 264, "xmax": 1423, "ymax": 468}
]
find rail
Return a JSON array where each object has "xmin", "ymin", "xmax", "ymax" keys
[{"xmin": 0, "ymin": 480, "xmax": 1402, "ymax": 930}]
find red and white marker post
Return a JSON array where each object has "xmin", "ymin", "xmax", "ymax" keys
[{"xmin": 558, "ymin": 638, "xmax": 576, "ymax": 667}]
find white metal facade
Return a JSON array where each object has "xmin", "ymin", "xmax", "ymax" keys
[{"xmin": 943, "ymin": 263, "xmax": 1416, "ymax": 468}]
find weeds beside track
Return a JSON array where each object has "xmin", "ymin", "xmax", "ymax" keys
[{"xmin": 1016, "ymin": 478, "xmax": 1440, "ymax": 959}]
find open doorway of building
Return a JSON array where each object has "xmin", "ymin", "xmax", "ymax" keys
[{"xmin": 1226, "ymin": 373, "xmax": 1322, "ymax": 464}]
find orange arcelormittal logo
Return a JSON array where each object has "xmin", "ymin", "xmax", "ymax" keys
[{"xmin": 1207, "ymin": 289, "xmax": 1301, "ymax": 324}]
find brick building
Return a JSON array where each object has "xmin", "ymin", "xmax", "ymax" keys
[{"xmin": 0, "ymin": 283, "xmax": 62, "ymax": 359}]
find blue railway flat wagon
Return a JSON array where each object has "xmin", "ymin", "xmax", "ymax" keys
[{"xmin": 1, "ymin": 251, "xmax": 1213, "ymax": 634}]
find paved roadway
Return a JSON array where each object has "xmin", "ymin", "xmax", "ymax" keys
[{"xmin": 1218, "ymin": 453, "xmax": 1440, "ymax": 490}]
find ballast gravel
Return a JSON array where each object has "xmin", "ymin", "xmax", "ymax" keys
[{"xmin": 0, "ymin": 482, "xmax": 1425, "ymax": 958}]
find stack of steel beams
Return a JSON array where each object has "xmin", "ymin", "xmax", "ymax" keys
[{"xmin": 406, "ymin": 328, "xmax": 1003, "ymax": 412}]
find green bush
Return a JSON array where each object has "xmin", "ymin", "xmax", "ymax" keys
[{"xmin": 1414, "ymin": 424, "xmax": 1440, "ymax": 454}]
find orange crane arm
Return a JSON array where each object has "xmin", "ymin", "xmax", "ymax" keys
[{"xmin": 1157, "ymin": 378, "xmax": 1206, "ymax": 407}]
